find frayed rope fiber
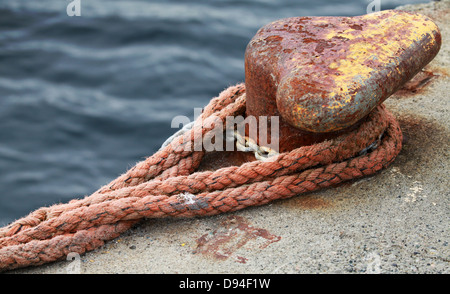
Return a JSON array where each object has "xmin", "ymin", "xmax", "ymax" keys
[{"xmin": 0, "ymin": 83, "xmax": 402, "ymax": 271}]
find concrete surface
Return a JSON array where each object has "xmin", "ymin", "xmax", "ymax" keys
[{"xmin": 10, "ymin": 1, "xmax": 449, "ymax": 274}]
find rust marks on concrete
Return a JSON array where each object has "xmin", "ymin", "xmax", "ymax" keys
[
  {"xmin": 393, "ymin": 114, "xmax": 449, "ymax": 176},
  {"xmin": 235, "ymin": 256, "xmax": 248, "ymax": 264},
  {"xmin": 394, "ymin": 69, "xmax": 439, "ymax": 97},
  {"xmin": 194, "ymin": 215, "xmax": 281, "ymax": 262}
]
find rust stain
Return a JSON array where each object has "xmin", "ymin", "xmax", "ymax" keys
[
  {"xmin": 236, "ymin": 256, "xmax": 248, "ymax": 264},
  {"xmin": 392, "ymin": 114, "xmax": 449, "ymax": 176},
  {"xmin": 394, "ymin": 70, "xmax": 438, "ymax": 97},
  {"xmin": 194, "ymin": 215, "xmax": 281, "ymax": 262},
  {"xmin": 429, "ymin": 66, "xmax": 449, "ymax": 77}
]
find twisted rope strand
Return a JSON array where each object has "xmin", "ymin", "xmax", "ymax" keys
[
  {"xmin": 0, "ymin": 84, "xmax": 402, "ymax": 271},
  {"xmin": 0, "ymin": 85, "xmax": 245, "ymax": 238}
]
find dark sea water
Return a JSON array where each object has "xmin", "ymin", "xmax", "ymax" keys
[{"xmin": 0, "ymin": 0, "xmax": 430, "ymax": 225}]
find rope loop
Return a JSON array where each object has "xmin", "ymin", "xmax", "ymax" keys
[{"xmin": 0, "ymin": 83, "xmax": 402, "ymax": 271}]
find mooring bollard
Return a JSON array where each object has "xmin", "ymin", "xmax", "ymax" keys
[{"xmin": 244, "ymin": 10, "xmax": 441, "ymax": 152}]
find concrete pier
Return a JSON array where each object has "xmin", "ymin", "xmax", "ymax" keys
[{"xmin": 12, "ymin": 0, "xmax": 449, "ymax": 274}]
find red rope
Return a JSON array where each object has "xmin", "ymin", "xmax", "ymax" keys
[{"xmin": 0, "ymin": 84, "xmax": 402, "ymax": 271}]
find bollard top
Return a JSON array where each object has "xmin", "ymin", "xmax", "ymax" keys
[{"xmin": 245, "ymin": 10, "xmax": 441, "ymax": 133}]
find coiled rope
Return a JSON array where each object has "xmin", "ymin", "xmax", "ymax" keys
[{"xmin": 0, "ymin": 83, "xmax": 402, "ymax": 271}]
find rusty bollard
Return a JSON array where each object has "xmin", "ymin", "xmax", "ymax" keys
[{"xmin": 245, "ymin": 10, "xmax": 441, "ymax": 153}]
